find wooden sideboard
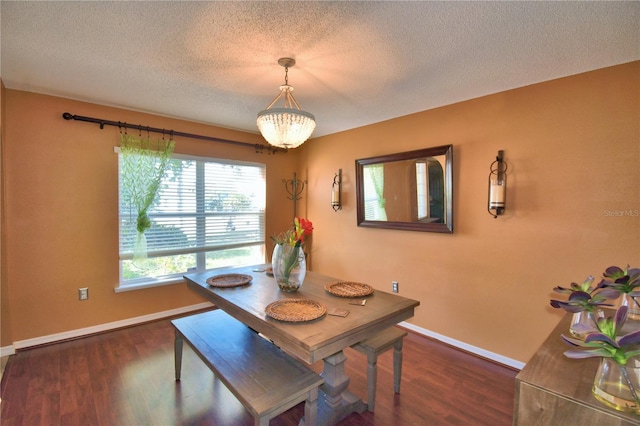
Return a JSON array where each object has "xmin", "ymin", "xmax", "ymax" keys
[{"xmin": 514, "ymin": 313, "xmax": 640, "ymax": 425}]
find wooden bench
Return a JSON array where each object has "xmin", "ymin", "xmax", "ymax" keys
[
  {"xmin": 172, "ymin": 309, "xmax": 324, "ymax": 426},
  {"xmin": 351, "ymin": 326, "xmax": 408, "ymax": 412}
]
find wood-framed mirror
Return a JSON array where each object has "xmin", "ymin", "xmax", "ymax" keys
[{"xmin": 355, "ymin": 144, "xmax": 453, "ymax": 233}]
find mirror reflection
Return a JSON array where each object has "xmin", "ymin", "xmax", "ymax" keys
[{"xmin": 356, "ymin": 145, "xmax": 453, "ymax": 233}]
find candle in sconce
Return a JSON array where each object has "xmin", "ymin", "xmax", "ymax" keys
[
  {"xmin": 489, "ymin": 182, "xmax": 506, "ymax": 208},
  {"xmin": 331, "ymin": 186, "xmax": 339, "ymax": 205}
]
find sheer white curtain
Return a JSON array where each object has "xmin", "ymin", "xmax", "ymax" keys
[{"xmin": 119, "ymin": 133, "xmax": 175, "ymax": 259}]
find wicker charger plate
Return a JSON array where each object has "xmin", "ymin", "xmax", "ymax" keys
[
  {"xmin": 325, "ymin": 281, "xmax": 374, "ymax": 298},
  {"xmin": 265, "ymin": 299, "xmax": 327, "ymax": 322},
  {"xmin": 206, "ymin": 273, "xmax": 252, "ymax": 288}
]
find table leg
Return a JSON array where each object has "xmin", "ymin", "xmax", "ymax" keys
[
  {"xmin": 174, "ymin": 329, "xmax": 183, "ymax": 381},
  {"xmin": 315, "ymin": 350, "xmax": 367, "ymax": 425}
]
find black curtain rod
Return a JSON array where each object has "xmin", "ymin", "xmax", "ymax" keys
[{"xmin": 62, "ymin": 112, "xmax": 284, "ymax": 154}]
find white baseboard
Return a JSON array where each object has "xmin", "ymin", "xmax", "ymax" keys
[
  {"xmin": 5, "ymin": 303, "xmax": 525, "ymax": 370},
  {"xmin": 399, "ymin": 321, "xmax": 525, "ymax": 370},
  {"xmin": 12, "ymin": 302, "xmax": 214, "ymax": 351},
  {"xmin": 1, "ymin": 345, "xmax": 15, "ymax": 357}
]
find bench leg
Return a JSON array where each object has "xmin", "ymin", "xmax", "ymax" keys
[
  {"xmin": 256, "ymin": 386, "xmax": 318, "ymax": 426},
  {"xmin": 174, "ymin": 329, "xmax": 183, "ymax": 381},
  {"xmin": 366, "ymin": 351, "xmax": 378, "ymax": 412},
  {"xmin": 393, "ymin": 338, "xmax": 403, "ymax": 394},
  {"xmin": 301, "ymin": 387, "xmax": 319, "ymax": 426}
]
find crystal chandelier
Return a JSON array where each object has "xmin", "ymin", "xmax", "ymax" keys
[{"xmin": 257, "ymin": 58, "xmax": 316, "ymax": 149}]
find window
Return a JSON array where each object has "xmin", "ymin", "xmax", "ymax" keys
[
  {"xmin": 363, "ymin": 164, "xmax": 387, "ymax": 221},
  {"xmin": 415, "ymin": 161, "xmax": 428, "ymax": 220},
  {"xmin": 118, "ymin": 151, "xmax": 266, "ymax": 289}
]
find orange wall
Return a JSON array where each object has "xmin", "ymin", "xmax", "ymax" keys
[
  {"xmin": 1, "ymin": 80, "xmax": 11, "ymax": 348},
  {"xmin": 299, "ymin": 61, "xmax": 640, "ymax": 363},
  {"xmin": 2, "ymin": 92, "xmax": 299, "ymax": 344},
  {"xmin": 1, "ymin": 62, "xmax": 638, "ymax": 364}
]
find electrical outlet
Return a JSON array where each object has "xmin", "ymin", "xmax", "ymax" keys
[
  {"xmin": 78, "ymin": 287, "xmax": 89, "ymax": 301},
  {"xmin": 392, "ymin": 281, "xmax": 399, "ymax": 293}
]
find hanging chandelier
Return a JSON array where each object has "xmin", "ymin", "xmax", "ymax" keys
[{"xmin": 257, "ymin": 58, "xmax": 316, "ymax": 149}]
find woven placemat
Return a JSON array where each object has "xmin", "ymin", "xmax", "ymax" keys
[
  {"xmin": 206, "ymin": 273, "xmax": 252, "ymax": 288},
  {"xmin": 325, "ymin": 281, "xmax": 374, "ymax": 298},
  {"xmin": 265, "ymin": 299, "xmax": 326, "ymax": 322}
]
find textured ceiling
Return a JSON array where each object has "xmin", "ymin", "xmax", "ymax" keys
[{"xmin": 1, "ymin": 1, "xmax": 639, "ymax": 138}]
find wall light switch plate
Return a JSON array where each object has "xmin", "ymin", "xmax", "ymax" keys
[{"xmin": 78, "ymin": 287, "xmax": 89, "ymax": 301}]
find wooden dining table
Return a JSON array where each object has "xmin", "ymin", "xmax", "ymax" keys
[{"xmin": 183, "ymin": 264, "xmax": 420, "ymax": 426}]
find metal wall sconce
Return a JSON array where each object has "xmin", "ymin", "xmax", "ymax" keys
[
  {"xmin": 488, "ymin": 150, "xmax": 507, "ymax": 218},
  {"xmin": 332, "ymin": 169, "xmax": 342, "ymax": 211}
]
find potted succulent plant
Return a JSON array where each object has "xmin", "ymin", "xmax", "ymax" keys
[
  {"xmin": 561, "ymin": 306, "xmax": 640, "ymax": 413},
  {"xmin": 550, "ymin": 275, "xmax": 619, "ymax": 338},
  {"xmin": 599, "ymin": 265, "xmax": 640, "ymax": 321}
]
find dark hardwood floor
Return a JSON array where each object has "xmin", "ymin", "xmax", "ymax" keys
[{"xmin": 1, "ymin": 313, "xmax": 518, "ymax": 425}]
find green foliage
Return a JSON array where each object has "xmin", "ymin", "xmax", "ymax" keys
[{"xmin": 122, "ymin": 247, "xmax": 256, "ymax": 280}]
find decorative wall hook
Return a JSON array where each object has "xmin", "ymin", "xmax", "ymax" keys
[
  {"xmin": 332, "ymin": 169, "xmax": 342, "ymax": 211},
  {"xmin": 488, "ymin": 150, "xmax": 508, "ymax": 218},
  {"xmin": 283, "ymin": 172, "xmax": 307, "ymax": 218}
]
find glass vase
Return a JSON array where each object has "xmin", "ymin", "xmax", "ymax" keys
[
  {"xmin": 620, "ymin": 294, "xmax": 640, "ymax": 322},
  {"xmin": 271, "ymin": 243, "xmax": 306, "ymax": 292},
  {"xmin": 592, "ymin": 357, "xmax": 640, "ymax": 414},
  {"xmin": 570, "ymin": 310, "xmax": 596, "ymax": 340}
]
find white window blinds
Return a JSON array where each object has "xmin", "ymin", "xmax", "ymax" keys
[{"xmin": 118, "ymin": 150, "xmax": 266, "ymax": 287}]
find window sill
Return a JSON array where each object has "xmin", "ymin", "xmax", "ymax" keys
[{"xmin": 114, "ymin": 276, "xmax": 185, "ymax": 293}]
